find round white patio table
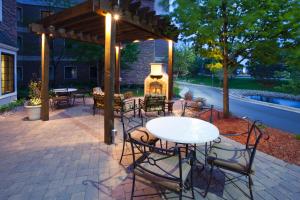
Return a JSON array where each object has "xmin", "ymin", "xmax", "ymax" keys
[
  {"xmin": 146, "ymin": 116, "xmax": 219, "ymax": 144},
  {"xmin": 52, "ymin": 88, "xmax": 77, "ymax": 93}
]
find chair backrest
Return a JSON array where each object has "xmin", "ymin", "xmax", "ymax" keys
[
  {"xmin": 144, "ymin": 94, "xmax": 166, "ymax": 112},
  {"xmin": 114, "ymin": 94, "xmax": 124, "ymax": 110},
  {"xmin": 124, "ymin": 91, "xmax": 134, "ymax": 99},
  {"xmin": 246, "ymin": 121, "xmax": 267, "ymax": 172},
  {"xmin": 93, "ymin": 87, "xmax": 102, "ymax": 94},
  {"xmin": 120, "ymin": 111, "xmax": 144, "ymax": 141},
  {"xmin": 128, "ymin": 133, "xmax": 183, "ymax": 182},
  {"xmin": 93, "ymin": 93, "xmax": 105, "ymax": 108}
]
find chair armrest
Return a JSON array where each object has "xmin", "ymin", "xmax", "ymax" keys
[{"xmin": 220, "ymin": 131, "xmax": 248, "ymax": 137}]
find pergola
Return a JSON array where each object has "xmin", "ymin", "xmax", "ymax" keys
[{"xmin": 29, "ymin": 0, "xmax": 178, "ymax": 144}]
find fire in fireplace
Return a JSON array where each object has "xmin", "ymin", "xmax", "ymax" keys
[{"xmin": 144, "ymin": 63, "xmax": 169, "ymax": 99}]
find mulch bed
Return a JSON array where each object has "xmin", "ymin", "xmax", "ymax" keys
[{"xmin": 197, "ymin": 109, "xmax": 300, "ymax": 166}]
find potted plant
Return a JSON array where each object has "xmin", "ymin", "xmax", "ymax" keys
[{"xmin": 24, "ymin": 80, "xmax": 42, "ymax": 120}]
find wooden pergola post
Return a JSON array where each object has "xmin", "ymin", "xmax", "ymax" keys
[
  {"xmin": 104, "ymin": 13, "xmax": 116, "ymax": 144},
  {"xmin": 115, "ymin": 45, "xmax": 120, "ymax": 94},
  {"xmin": 41, "ymin": 33, "xmax": 50, "ymax": 121},
  {"xmin": 168, "ymin": 40, "xmax": 174, "ymax": 100}
]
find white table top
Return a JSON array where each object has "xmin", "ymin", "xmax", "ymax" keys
[
  {"xmin": 52, "ymin": 88, "xmax": 77, "ymax": 93},
  {"xmin": 146, "ymin": 116, "xmax": 219, "ymax": 144}
]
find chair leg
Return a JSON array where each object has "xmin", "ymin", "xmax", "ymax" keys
[
  {"xmin": 190, "ymin": 163, "xmax": 195, "ymax": 199},
  {"xmin": 179, "ymin": 188, "xmax": 183, "ymax": 200},
  {"xmin": 131, "ymin": 174, "xmax": 136, "ymax": 200},
  {"xmin": 248, "ymin": 175, "xmax": 254, "ymax": 200},
  {"xmin": 204, "ymin": 164, "xmax": 214, "ymax": 198},
  {"xmin": 159, "ymin": 139, "xmax": 162, "ymax": 148},
  {"xmin": 204, "ymin": 142, "xmax": 208, "ymax": 166},
  {"xmin": 119, "ymin": 140, "xmax": 126, "ymax": 163}
]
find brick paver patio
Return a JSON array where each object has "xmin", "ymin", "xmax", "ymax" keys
[{"xmin": 0, "ymin": 99, "xmax": 299, "ymax": 200}]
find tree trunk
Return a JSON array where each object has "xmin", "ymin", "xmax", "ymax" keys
[
  {"xmin": 223, "ymin": 62, "xmax": 229, "ymax": 117},
  {"xmin": 222, "ymin": 0, "xmax": 230, "ymax": 118}
]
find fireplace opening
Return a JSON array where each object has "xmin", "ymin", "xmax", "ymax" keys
[{"xmin": 149, "ymin": 81, "xmax": 163, "ymax": 95}]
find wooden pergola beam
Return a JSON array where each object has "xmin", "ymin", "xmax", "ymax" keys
[
  {"xmin": 41, "ymin": 1, "xmax": 94, "ymax": 26},
  {"xmin": 41, "ymin": 33, "xmax": 49, "ymax": 121},
  {"xmin": 168, "ymin": 40, "xmax": 174, "ymax": 100},
  {"xmin": 29, "ymin": 23, "xmax": 104, "ymax": 44},
  {"xmin": 115, "ymin": 45, "xmax": 121, "ymax": 94},
  {"xmin": 104, "ymin": 13, "xmax": 116, "ymax": 144}
]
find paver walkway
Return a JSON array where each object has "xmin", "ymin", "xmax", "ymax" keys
[{"xmin": 0, "ymin": 99, "xmax": 299, "ymax": 200}]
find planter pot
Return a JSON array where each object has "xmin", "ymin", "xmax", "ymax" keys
[{"xmin": 24, "ymin": 103, "xmax": 41, "ymax": 121}]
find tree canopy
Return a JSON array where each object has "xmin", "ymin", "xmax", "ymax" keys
[{"xmin": 164, "ymin": 0, "xmax": 300, "ymax": 116}]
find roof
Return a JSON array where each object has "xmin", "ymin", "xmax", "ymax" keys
[{"xmin": 29, "ymin": 0, "xmax": 178, "ymax": 44}]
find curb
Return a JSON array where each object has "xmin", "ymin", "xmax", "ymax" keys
[{"xmin": 176, "ymin": 81, "xmax": 300, "ymax": 114}]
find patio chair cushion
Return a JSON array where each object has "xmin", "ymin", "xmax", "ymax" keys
[
  {"xmin": 131, "ymin": 127, "xmax": 158, "ymax": 144},
  {"xmin": 93, "ymin": 87, "xmax": 103, "ymax": 95},
  {"xmin": 134, "ymin": 152, "xmax": 191, "ymax": 192},
  {"xmin": 207, "ymin": 143, "xmax": 254, "ymax": 174}
]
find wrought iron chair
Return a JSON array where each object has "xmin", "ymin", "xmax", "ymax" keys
[
  {"xmin": 93, "ymin": 92, "xmax": 137, "ymax": 116},
  {"xmin": 128, "ymin": 133, "xmax": 195, "ymax": 200},
  {"xmin": 50, "ymin": 90, "xmax": 72, "ymax": 109},
  {"xmin": 119, "ymin": 110, "xmax": 160, "ymax": 163},
  {"xmin": 182, "ymin": 98, "xmax": 213, "ymax": 122},
  {"xmin": 204, "ymin": 120, "xmax": 267, "ymax": 199},
  {"xmin": 181, "ymin": 102, "xmax": 214, "ymax": 161},
  {"xmin": 93, "ymin": 93, "xmax": 105, "ymax": 115},
  {"xmin": 138, "ymin": 94, "xmax": 166, "ymax": 119},
  {"xmin": 72, "ymin": 88, "xmax": 87, "ymax": 105}
]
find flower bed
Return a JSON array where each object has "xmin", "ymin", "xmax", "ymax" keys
[{"xmin": 199, "ymin": 110, "xmax": 300, "ymax": 166}]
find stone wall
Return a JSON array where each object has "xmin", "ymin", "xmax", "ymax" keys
[{"xmin": 0, "ymin": 0, "xmax": 17, "ymax": 47}]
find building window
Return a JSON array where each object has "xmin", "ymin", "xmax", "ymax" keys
[
  {"xmin": 40, "ymin": 10, "xmax": 53, "ymax": 19},
  {"xmin": 17, "ymin": 36, "xmax": 23, "ymax": 49},
  {"xmin": 0, "ymin": 0, "xmax": 2, "ymax": 22},
  {"xmin": 1, "ymin": 53, "xmax": 15, "ymax": 94},
  {"xmin": 17, "ymin": 66, "xmax": 23, "ymax": 81},
  {"xmin": 64, "ymin": 66, "xmax": 77, "ymax": 80},
  {"xmin": 17, "ymin": 7, "xmax": 23, "ymax": 22},
  {"xmin": 90, "ymin": 66, "xmax": 97, "ymax": 79},
  {"xmin": 49, "ymin": 66, "xmax": 54, "ymax": 80}
]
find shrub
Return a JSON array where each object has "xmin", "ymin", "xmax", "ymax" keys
[
  {"xmin": 28, "ymin": 80, "xmax": 42, "ymax": 106},
  {"xmin": 0, "ymin": 99, "xmax": 25, "ymax": 113}
]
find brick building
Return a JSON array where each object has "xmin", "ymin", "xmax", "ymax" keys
[
  {"xmin": 0, "ymin": 0, "xmax": 18, "ymax": 105},
  {"xmin": 16, "ymin": 0, "xmax": 168, "ymax": 88}
]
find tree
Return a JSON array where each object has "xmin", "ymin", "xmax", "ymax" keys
[
  {"xmin": 164, "ymin": 0, "xmax": 299, "ymax": 117},
  {"xmin": 173, "ymin": 45, "xmax": 196, "ymax": 77},
  {"xmin": 44, "ymin": 0, "xmax": 75, "ymax": 86},
  {"xmin": 67, "ymin": 41, "xmax": 139, "ymax": 86}
]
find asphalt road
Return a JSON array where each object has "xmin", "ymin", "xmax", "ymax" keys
[{"xmin": 177, "ymin": 82, "xmax": 300, "ymax": 134}]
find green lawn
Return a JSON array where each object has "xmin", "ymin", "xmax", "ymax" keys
[{"xmin": 177, "ymin": 75, "xmax": 288, "ymax": 93}]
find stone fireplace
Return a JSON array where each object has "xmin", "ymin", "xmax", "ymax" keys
[{"xmin": 144, "ymin": 63, "xmax": 169, "ymax": 99}]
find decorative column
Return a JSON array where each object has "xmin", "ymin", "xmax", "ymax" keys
[
  {"xmin": 104, "ymin": 13, "xmax": 116, "ymax": 144},
  {"xmin": 167, "ymin": 40, "xmax": 174, "ymax": 100},
  {"xmin": 41, "ymin": 33, "xmax": 50, "ymax": 121},
  {"xmin": 115, "ymin": 45, "xmax": 120, "ymax": 94}
]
